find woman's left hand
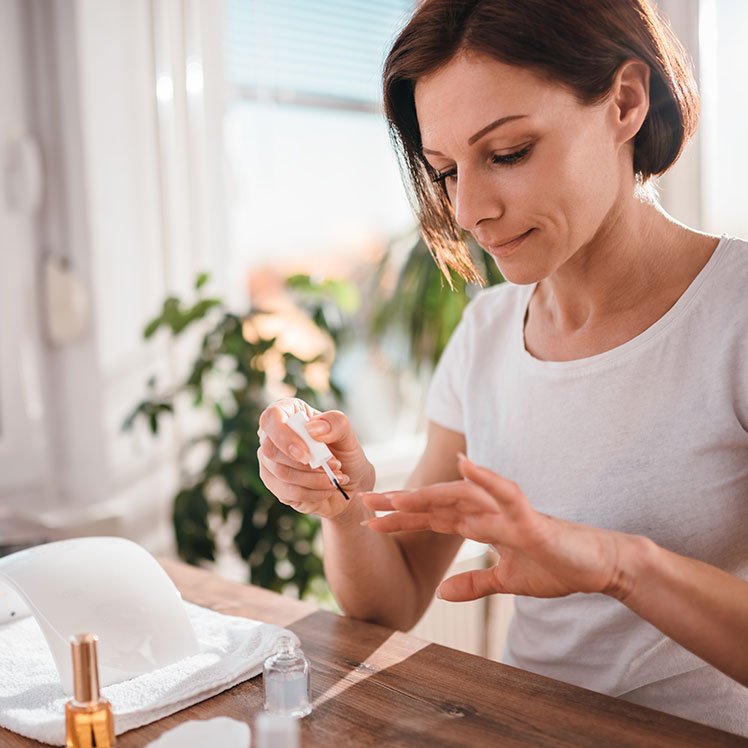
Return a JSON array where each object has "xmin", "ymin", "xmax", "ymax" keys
[{"xmin": 361, "ymin": 454, "xmax": 635, "ymax": 603}]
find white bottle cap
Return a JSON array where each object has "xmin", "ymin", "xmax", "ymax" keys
[
  {"xmin": 254, "ymin": 713, "xmax": 300, "ymax": 748},
  {"xmin": 286, "ymin": 411, "xmax": 333, "ymax": 469}
]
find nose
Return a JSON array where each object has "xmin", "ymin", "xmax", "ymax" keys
[{"xmin": 452, "ymin": 166, "xmax": 504, "ymax": 232}]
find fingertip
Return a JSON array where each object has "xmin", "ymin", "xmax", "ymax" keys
[
  {"xmin": 360, "ymin": 491, "xmax": 396, "ymax": 512},
  {"xmin": 457, "ymin": 451, "xmax": 476, "ymax": 468},
  {"xmin": 457, "ymin": 457, "xmax": 523, "ymax": 505},
  {"xmin": 305, "ymin": 417, "xmax": 331, "ymax": 437},
  {"xmin": 457, "ymin": 453, "xmax": 490, "ymax": 479},
  {"xmin": 314, "ymin": 409, "xmax": 353, "ymax": 443},
  {"xmin": 287, "ymin": 443, "xmax": 309, "ymax": 463},
  {"xmin": 457, "ymin": 451, "xmax": 474, "ymax": 478},
  {"xmin": 360, "ymin": 516, "xmax": 385, "ymax": 533},
  {"xmin": 435, "ymin": 580, "xmax": 462, "ymax": 602},
  {"xmin": 359, "ymin": 496, "xmax": 379, "ymax": 515}
]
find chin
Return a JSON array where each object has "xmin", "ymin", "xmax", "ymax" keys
[{"xmin": 492, "ymin": 259, "xmax": 550, "ymax": 286}]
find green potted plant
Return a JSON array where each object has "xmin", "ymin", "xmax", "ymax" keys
[
  {"xmin": 123, "ymin": 273, "xmax": 358, "ymax": 599},
  {"xmin": 371, "ymin": 232, "xmax": 505, "ymax": 370}
]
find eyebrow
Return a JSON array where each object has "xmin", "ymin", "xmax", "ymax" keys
[{"xmin": 422, "ymin": 114, "xmax": 528, "ymax": 156}]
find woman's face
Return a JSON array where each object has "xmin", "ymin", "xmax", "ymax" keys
[{"xmin": 414, "ymin": 52, "xmax": 631, "ymax": 284}]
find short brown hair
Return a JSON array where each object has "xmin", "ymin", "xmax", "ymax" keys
[{"xmin": 383, "ymin": 0, "xmax": 700, "ymax": 281}]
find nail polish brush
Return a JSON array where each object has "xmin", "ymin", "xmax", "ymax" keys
[{"xmin": 286, "ymin": 412, "xmax": 350, "ymax": 500}]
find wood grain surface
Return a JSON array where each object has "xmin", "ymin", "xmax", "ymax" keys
[{"xmin": 2, "ymin": 558, "xmax": 746, "ymax": 747}]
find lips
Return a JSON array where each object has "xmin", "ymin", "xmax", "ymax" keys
[{"xmin": 483, "ymin": 229, "xmax": 534, "ymax": 257}]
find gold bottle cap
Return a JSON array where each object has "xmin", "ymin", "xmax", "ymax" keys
[{"xmin": 69, "ymin": 633, "xmax": 101, "ymax": 704}]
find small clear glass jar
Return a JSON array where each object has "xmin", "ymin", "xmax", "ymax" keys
[
  {"xmin": 254, "ymin": 713, "xmax": 301, "ymax": 748},
  {"xmin": 263, "ymin": 635, "xmax": 312, "ymax": 717}
]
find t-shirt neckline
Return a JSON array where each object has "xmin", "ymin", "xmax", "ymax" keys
[{"xmin": 516, "ymin": 234, "xmax": 730, "ymax": 375}]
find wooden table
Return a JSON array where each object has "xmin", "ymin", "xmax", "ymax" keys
[{"xmin": 3, "ymin": 559, "xmax": 747, "ymax": 747}]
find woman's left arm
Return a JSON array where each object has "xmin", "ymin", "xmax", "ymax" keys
[
  {"xmin": 361, "ymin": 454, "xmax": 748, "ymax": 688},
  {"xmin": 619, "ymin": 534, "xmax": 748, "ymax": 688}
]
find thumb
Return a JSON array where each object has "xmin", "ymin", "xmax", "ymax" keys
[
  {"xmin": 307, "ymin": 410, "xmax": 361, "ymax": 453},
  {"xmin": 438, "ymin": 567, "xmax": 506, "ymax": 602}
]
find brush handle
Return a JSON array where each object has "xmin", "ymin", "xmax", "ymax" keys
[{"xmin": 286, "ymin": 412, "xmax": 333, "ymax": 469}]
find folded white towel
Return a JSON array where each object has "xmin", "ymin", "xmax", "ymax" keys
[{"xmin": 0, "ymin": 600, "xmax": 289, "ymax": 746}]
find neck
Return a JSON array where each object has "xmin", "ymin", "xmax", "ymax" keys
[{"xmin": 535, "ymin": 186, "xmax": 698, "ymax": 334}]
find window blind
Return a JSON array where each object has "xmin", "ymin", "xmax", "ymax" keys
[{"xmin": 224, "ymin": 0, "xmax": 414, "ymax": 109}]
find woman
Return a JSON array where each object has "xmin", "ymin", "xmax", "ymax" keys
[{"xmin": 258, "ymin": 0, "xmax": 748, "ymax": 735}]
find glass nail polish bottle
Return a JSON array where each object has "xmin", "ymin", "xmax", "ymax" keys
[
  {"xmin": 254, "ymin": 713, "xmax": 301, "ymax": 748},
  {"xmin": 263, "ymin": 635, "xmax": 311, "ymax": 718},
  {"xmin": 65, "ymin": 633, "xmax": 116, "ymax": 748}
]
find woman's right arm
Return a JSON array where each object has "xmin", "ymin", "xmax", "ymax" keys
[{"xmin": 258, "ymin": 399, "xmax": 465, "ymax": 630}]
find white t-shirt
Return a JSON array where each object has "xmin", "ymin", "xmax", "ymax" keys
[{"xmin": 426, "ymin": 235, "xmax": 748, "ymax": 736}]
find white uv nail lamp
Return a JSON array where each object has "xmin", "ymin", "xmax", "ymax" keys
[
  {"xmin": 0, "ymin": 536, "xmax": 200, "ymax": 695},
  {"xmin": 0, "ymin": 580, "xmax": 30, "ymax": 623}
]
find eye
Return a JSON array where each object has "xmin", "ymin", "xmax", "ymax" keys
[
  {"xmin": 492, "ymin": 144, "xmax": 532, "ymax": 166},
  {"xmin": 432, "ymin": 168, "xmax": 457, "ymax": 187}
]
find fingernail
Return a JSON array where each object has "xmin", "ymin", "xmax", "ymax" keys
[
  {"xmin": 337, "ymin": 474, "xmax": 350, "ymax": 485},
  {"xmin": 306, "ymin": 420, "xmax": 330, "ymax": 436},
  {"xmin": 288, "ymin": 444, "xmax": 306, "ymax": 462},
  {"xmin": 359, "ymin": 519, "xmax": 371, "ymax": 527},
  {"xmin": 436, "ymin": 587, "xmax": 443, "ymax": 600},
  {"xmin": 457, "ymin": 451, "xmax": 468, "ymax": 463}
]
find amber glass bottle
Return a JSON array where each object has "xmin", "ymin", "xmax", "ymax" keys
[{"xmin": 65, "ymin": 633, "xmax": 116, "ymax": 748}]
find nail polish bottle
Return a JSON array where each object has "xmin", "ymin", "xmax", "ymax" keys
[
  {"xmin": 65, "ymin": 633, "xmax": 116, "ymax": 748},
  {"xmin": 254, "ymin": 713, "xmax": 300, "ymax": 748},
  {"xmin": 263, "ymin": 635, "xmax": 311, "ymax": 718}
]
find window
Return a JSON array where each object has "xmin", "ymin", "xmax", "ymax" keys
[
  {"xmin": 656, "ymin": 0, "xmax": 747, "ymax": 237},
  {"xmin": 223, "ymin": 0, "xmax": 416, "ymax": 279},
  {"xmin": 698, "ymin": 0, "xmax": 748, "ymax": 237}
]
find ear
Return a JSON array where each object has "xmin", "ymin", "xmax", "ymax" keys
[{"xmin": 608, "ymin": 59, "xmax": 650, "ymax": 145}]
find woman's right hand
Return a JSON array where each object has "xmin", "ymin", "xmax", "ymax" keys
[{"xmin": 257, "ymin": 398, "xmax": 375, "ymax": 519}]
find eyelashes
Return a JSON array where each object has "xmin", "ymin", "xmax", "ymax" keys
[
  {"xmin": 431, "ymin": 144, "xmax": 533, "ymax": 187},
  {"xmin": 432, "ymin": 171, "xmax": 454, "ymax": 187},
  {"xmin": 493, "ymin": 143, "xmax": 532, "ymax": 167}
]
